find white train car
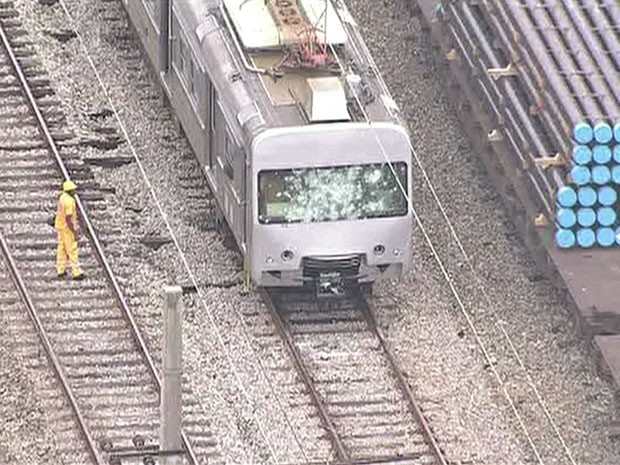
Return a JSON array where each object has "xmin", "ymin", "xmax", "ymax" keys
[{"xmin": 121, "ymin": 0, "xmax": 413, "ymax": 295}]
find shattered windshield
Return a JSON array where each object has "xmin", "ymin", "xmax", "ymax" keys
[{"xmin": 258, "ymin": 162, "xmax": 408, "ymax": 224}]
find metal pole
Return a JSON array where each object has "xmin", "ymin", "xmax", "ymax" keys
[{"xmin": 161, "ymin": 286, "xmax": 183, "ymax": 465}]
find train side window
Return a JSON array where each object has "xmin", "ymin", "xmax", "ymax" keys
[
  {"xmin": 171, "ymin": 14, "xmax": 180, "ymax": 64},
  {"xmin": 225, "ymin": 131, "xmax": 232, "ymax": 155},
  {"xmin": 189, "ymin": 59, "xmax": 199, "ymax": 104},
  {"xmin": 189, "ymin": 59, "xmax": 194, "ymax": 95},
  {"xmin": 208, "ymin": 86, "xmax": 215, "ymax": 168},
  {"xmin": 222, "ymin": 130, "xmax": 235, "ymax": 180},
  {"xmin": 179, "ymin": 40, "xmax": 187, "ymax": 75}
]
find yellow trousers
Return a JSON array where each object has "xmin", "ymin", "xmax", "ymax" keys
[{"xmin": 56, "ymin": 229, "xmax": 83, "ymax": 277}]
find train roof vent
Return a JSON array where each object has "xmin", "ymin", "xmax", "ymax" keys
[{"xmin": 301, "ymin": 77, "xmax": 350, "ymax": 122}]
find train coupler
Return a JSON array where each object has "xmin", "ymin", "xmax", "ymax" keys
[{"xmin": 314, "ymin": 272, "xmax": 362, "ymax": 299}]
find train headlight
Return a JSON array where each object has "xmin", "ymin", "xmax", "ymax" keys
[
  {"xmin": 393, "ymin": 248, "xmax": 401, "ymax": 256},
  {"xmin": 281, "ymin": 250, "xmax": 294, "ymax": 261},
  {"xmin": 373, "ymin": 244, "xmax": 385, "ymax": 256},
  {"xmin": 265, "ymin": 256, "xmax": 274, "ymax": 264}
]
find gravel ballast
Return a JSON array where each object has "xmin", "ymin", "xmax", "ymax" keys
[
  {"xmin": 0, "ymin": 259, "xmax": 82, "ymax": 465},
  {"xmin": 1, "ymin": 0, "xmax": 618, "ymax": 464},
  {"xmin": 0, "ymin": 325, "xmax": 60, "ymax": 465}
]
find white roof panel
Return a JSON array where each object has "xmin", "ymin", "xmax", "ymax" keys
[{"xmin": 223, "ymin": 0, "xmax": 348, "ymax": 49}]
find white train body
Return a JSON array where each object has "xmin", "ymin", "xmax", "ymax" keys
[{"xmin": 121, "ymin": 0, "xmax": 413, "ymax": 290}]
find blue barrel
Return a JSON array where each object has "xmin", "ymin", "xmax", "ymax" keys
[
  {"xmin": 614, "ymin": 122, "xmax": 620, "ymax": 143},
  {"xmin": 578, "ymin": 186, "xmax": 597, "ymax": 207},
  {"xmin": 571, "ymin": 165, "xmax": 591, "ymax": 185},
  {"xmin": 574, "ymin": 122, "xmax": 593, "ymax": 144},
  {"xmin": 577, "ymin": 228, "xmax": 596, "ymax": 247},
  {"xmin": 557, "ymin": 208, "xmax": 577, "ymax": 228},
  {"xmin": 614, "ymin": 145, "xmax": 620, "ymax": 163},
  {"xmin": 592, "ymin": 165, "xmax": 611, "ymax": 185},
  {"xmin": 597, "ymin": 207, "xmax": 617, "ymax": 226},
  {"xmin": 593, "ymin": 145, "xmax": 612, "ymax": 164},
  {"xmin": 616, "ymin": 226, "xmax": 620, "ymax": 245},
  {"xmin": 597, "ymin": 227, "xmax": 616, "ymax": 247},
  {"xmin": 555, "ymin": 229, "xmax": 575, "ymax": 249},
  {"xmin": 572, "ymin": 145, "xmax": 592, "ymax": 165},
  {"xmin": 577, "ymin": 207, "xmax": 596, "ymax": 227},
  {"xmin": 598, "ymin": 186, "xmax": 617, "ymax": 206},
  {"xmin": 594, "ymin": 122, "xmax": 613, "ymax": 144},
  {"xmin": 612, "ymin": 165, "xmax": 620, "ymax": 184},
  {"xmin": 557, "ymin": 186, "xmax": 577, "ymax": 207}
]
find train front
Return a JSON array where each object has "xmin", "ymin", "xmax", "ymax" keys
[{"xmin": 250, "ymin": 122, "xmax": 413, "ymax": 296}]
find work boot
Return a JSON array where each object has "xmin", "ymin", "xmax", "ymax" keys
[
  {"xmin": 57, "ymin": 270, "xmax": 67, "ymax": 279},
  {"xmin": 73, "ymin": 273, "xmax": 85, "ymax": 281}
]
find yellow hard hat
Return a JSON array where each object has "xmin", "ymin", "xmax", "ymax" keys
[{"xmin": 62, "ymin": 180, "xmax": 77, "ymax": 192}]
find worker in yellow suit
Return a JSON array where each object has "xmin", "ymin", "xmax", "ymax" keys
[{"xmin": 55, "ymin": 180, "xmax": 84, "ymax": 280}]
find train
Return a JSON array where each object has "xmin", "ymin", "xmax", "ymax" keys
[{"xmin": 119, "ymin": 0, "xmax": 413, "ymax": 296}]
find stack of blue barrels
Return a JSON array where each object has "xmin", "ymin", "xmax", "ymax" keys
[{"xmin": 556, "ymin": 122, "xmax": 620, "ymax": 248}]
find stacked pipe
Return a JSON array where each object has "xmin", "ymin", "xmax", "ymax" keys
[
  {"xmin": 556, "ymin": 123, "xmax": 620, "ymax": 248},
  {"xmin": 441, "ymin": 1, "xmax": 558, "ymax": 218},
  {"xmin": 439, "ymin": 0, "xmax": 620, "ymax": 249}
]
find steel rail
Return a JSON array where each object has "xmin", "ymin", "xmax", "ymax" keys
[
  {"xmin": 0, "ymin": 18, "xmax": 199, "ymax": 465},
  {"xmin": 481, "ymin": 0, "xmax": 574, "ymax": 137},
  {"xmin": 541, "ymin": 0, "xmax": 620, "ymax": 118},
  {"xmin": 357, "ymin": 293, "xmax": 448, "ymax": 465},
  {"xmin": 448, "ymin": 4, "xmax": 550, "ymax": 158},
  {"xmin": 452, "ymin": 1, "xmax": 565, "ymax": 201},
  {"xmin": 558, "ymin": 0, "xmax": 620, "ymax": 108},
  {"xmin": 442, "ymin": 4, "xmax": 555, "ymax": 215},
  {"xmin": 261, "ymin": 287, "xmax": 449, "ymax": 465},
  {"xmin": 0, "ymin": 230, "xmax": 104, "ymax": 465},
  {"xmin": 453, "ymin": 2, "xmax": 559, "ymax": 154},
  {"xmin": 498, "ymin": 0, "xmax": 585, "ymax": 127},
  {"xmin": 598, "ymin": 0, "xmax": 620, "ymax": 47},
  {"xmin": 581, "ymin": 0, "xmax": 620, "ymax": 73},
  {"xmin": 521, "ymin": 0, "xmax": 610, "ymax": 120},
  {"xmin": 442, "ymin": 26, "xmax": 554, "ymax": 216},
  {"xmin": 473, "ymin": 2, "xmax": 570, "ymax": 154},
  {"xmin": 450, "ymin": 41, "xmax": 551, "ymax": 233},
  {"xmin": 520, "ymin": 0, "xmax": 604, "ymax": 120},
  {"xmin": 259, "ymin": 288, "xmax": 352, "ymax": 464}
]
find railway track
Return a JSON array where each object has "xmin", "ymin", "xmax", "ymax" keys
[
  {"xmin": 24, "ymin": 0, "xmax": 620, "ymax": 462},
  {"xmin": 0, "ymin": 252, "xmax": 91, "ymax": 464},
  {"xmin": 0, "ymin": 3, "xmax": 219, "ymax": 464},
  {"xmin": 261, "ymin": 288, "xmax": 447, "ymax": 465},
  {"xmin": 36, "ymin": 1, "xmax": 451, "ymax": 463}
]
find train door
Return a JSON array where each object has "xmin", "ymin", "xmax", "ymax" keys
[
  {"xmin": 158, "ymin": 0, "xmax": 170, "ymax": 73},
  {"xmin": 211, "ymin": 102, "xmax": 247, "ymax": 249},
  {"xmin": 211, "ymin": 100, "xmax": 226, "ymax": 189},
  {"xmin": 234, "ymin": 140, "xmax": 247, "ymax": 254},
  {"xmin": 208, "ymin": 85, "xmax": 215, "ymax": 169},
  {"xmin": 209, "ymin": 101, "xmax": 228, "ymax": 237},
  {"xmin": 204, "ymin": 89, "xmax": 220, "ymax": 194}
]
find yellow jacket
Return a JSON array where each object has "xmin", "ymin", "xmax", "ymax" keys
[{"xmin": 55, "ymin": 192, "xmax": 77, "ymax": 231}]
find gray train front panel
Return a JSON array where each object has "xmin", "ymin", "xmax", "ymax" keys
[{"xmin": 121, "ymin": 0, "xmax": 413, "ymax": 287}]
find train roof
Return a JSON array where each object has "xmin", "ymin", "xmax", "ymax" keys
[
  {"xmin": 175, "ymin": 0, "xmax": 405, "ymax": 144},
  {"xmin": 223, "ymin": 0, "xmax": 349, "ymax": 49}
]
